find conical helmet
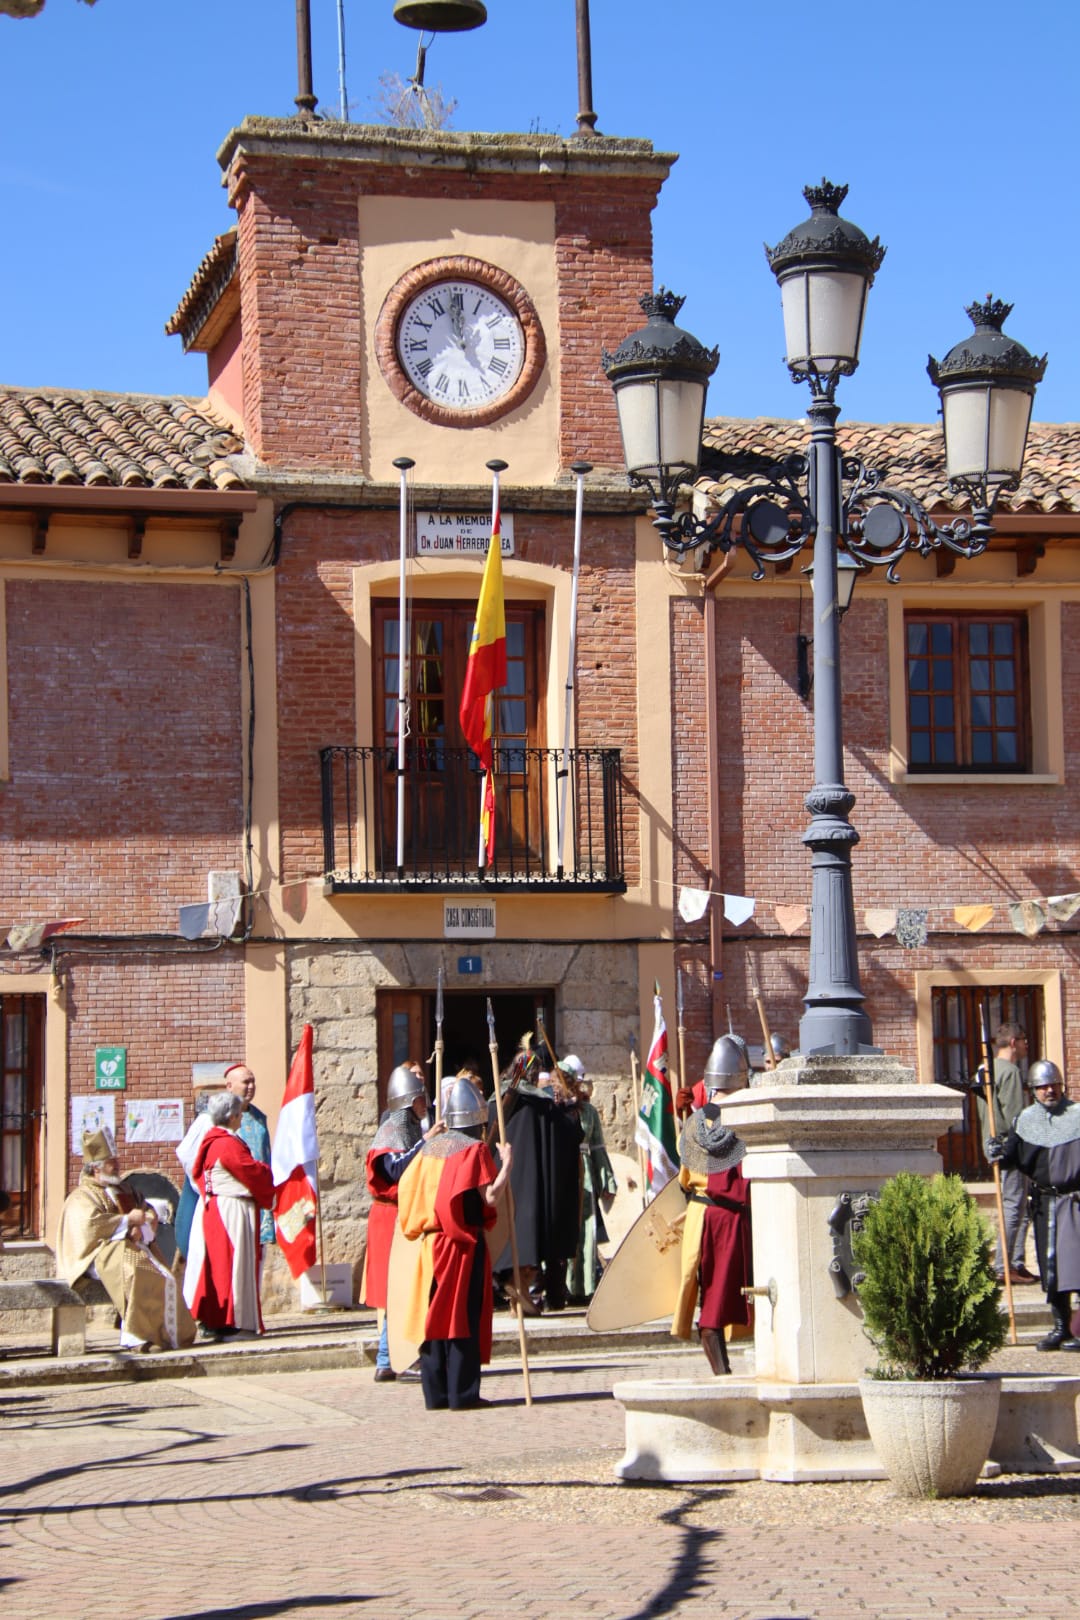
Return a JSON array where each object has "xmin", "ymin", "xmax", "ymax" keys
[
  {"xmin": 703, "ymin": 1035, "xmax": 749, "ymax": 1094},
  {"xmin": 770, "ymin": 1032, "xmax": 792, "ymax": 1061},
  {"xmin": 386, "ymin": 1063, "xmax": 425, "ymax": 1111},
  {"xmin": 1028, "ymin": 1059, "xmax": 1063, "ymax": 1090},
  {"xmin": 444, "ymin": 1075, "xmax": 488, "ymax": 1130}
]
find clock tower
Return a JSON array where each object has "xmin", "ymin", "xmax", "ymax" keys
[{"xmin": 190, "ymin": 121, "xmax": 675, "ymax": 484}]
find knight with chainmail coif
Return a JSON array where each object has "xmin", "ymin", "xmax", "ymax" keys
[
  {"xmin": 988, "ymin": 1058, "xmax": 1080, "ymax": 1351},
  {"xmin": 396, "ymin": 1074, "xmax": 512, "ymax": 1410},
  {"xmin": 362, "ymin": 1062, "xmax": 442, "ymax": 1383},
  {"xmin": 671, "ymin": 1035, "xmax": 753, "ymax": 1375}
]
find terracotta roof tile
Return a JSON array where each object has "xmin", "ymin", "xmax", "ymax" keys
[
  {"xmin": 0, "ymin": 389, "xmax": 249, "ymax": 492},
  {"xmin": 165, "ymin": 230, "xmax": 240, "ymax": 353},
  {"xmin": 699, "ymin": 418, "xmax": 1080, "ymax": 516}
]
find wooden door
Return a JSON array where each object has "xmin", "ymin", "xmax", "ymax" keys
[
  {"xmin": 374, "ymin": 600, "xmax": 545, "ymax": 871},
  {"xmin": 375, "ymin": 991, "xmax": 430, "ymax": 1117},
  {"xmin": 1, "ymin": 994, "xmax": 44, "ymax": 1237}
]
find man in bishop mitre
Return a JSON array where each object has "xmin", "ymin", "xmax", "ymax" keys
[
  {"xmin": 397, "ymin": 1074, "xmax": 512, "ymax": 1410},
  {"xmin": 672, "ymin": 1035, "xmax": 753, "ymax": 1375},
  {"xmin": 57, "ymin": 1126, "xmax": 196, "ymax": 1352}
]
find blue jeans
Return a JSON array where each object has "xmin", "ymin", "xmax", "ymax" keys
[{"xmin": 376, "ymin": 1316, "xmax": 391, "ymax": 1371}]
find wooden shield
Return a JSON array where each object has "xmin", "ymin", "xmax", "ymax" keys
[
  {"xmin": 586, "ymin": 1174, "xmax": 686, "ymax": 1332},
  {"xmin": 385, "ymin": 1221, "xmax": 423, "ymax": 1374},
  {"xmin": 597, "ymin": 1151, "xmax": 647, "ymax": 1260}
]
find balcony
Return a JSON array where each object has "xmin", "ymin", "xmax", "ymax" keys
[{"xmin": 320, "ymin": 744, "xmax": 626, "ymax": 893}]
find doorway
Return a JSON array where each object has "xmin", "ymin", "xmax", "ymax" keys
[
  {"xmin": 931, "ymin": 982, "xmax": 1043, "ymax": 1178},
  {"xmin": 1, "ymin": 993, "xmax": 45, "ymax": 1237},
  {"xmin": 376, "ymin": 987, "xmax": 556, "ymax": 1115}
]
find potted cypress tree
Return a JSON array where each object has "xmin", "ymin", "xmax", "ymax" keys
[{"xmin": 852, "ymin": 1170, "xmax": 1006, "ymax": 1497}]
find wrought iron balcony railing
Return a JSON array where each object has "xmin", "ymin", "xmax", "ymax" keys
[{"xmin": 320, "ymin": 744, "xmax": 626, "ymax": 892}]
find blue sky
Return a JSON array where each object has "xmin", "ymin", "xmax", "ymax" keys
[{"xmin": 1, "ymin": 0, "xmax": 1075, "ymax": 425}]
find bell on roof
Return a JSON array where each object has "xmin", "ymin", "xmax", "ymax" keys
[{"xmin": 393, "ymin": 0, "xmax": 487, "ymax": 30}]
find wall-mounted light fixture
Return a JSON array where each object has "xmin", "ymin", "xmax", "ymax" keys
[{"xmin": 797, "ymin": 552, "xmax": 861, "ymax": 700}]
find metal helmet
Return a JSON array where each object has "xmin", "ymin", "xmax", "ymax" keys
[
  {"xmin": 444, "ymin": 1075, "xmax": 488, "ymax": 1131},
  {"xmin": 703, "ymin": 1035, "xmax": 749, "ymax": 1094},
  {"xmin": 1028, "ymin": 1059, "xmax": 1063, "ymax": 1090},
  {"xmin": 770, "ymin": 1032, "xmax": 792, "ymax": 1061},
  {"xmin": 386, "ymin": 1063, "xmax": 425, "ymax": 1111}
]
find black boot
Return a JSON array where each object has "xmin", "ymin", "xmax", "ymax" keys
[
  {"xmin": 699, "ymin": 1327, "xmax": 731, "ymax": 1376},
  {"xmin": 1037, "ymin": 1291, "xmax": 1080, "ymax": 1351}
]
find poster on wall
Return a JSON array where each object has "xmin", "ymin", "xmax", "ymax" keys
[
  {"xmin": 124, "ymin": 1099, "xmax": 185, "ymax": 1144},
  {"xmin": 71, "ymin": 1095, "xmax": 116, "ymax": 1155}
]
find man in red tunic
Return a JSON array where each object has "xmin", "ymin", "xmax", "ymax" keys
[
  {"xmin": 397, "ymin": 1076, "xmax": 512, "ymax": 1410},
  {"xmin": 183, "ymin": 1090, "xmax": 275, "ymax": 1340},
  {"xmin": 362, "ymin": 1062, "xmax": 440, "ymax": 1382},
  {"xmin": 672, "ymin": 1036, "xmax": 753, "ymax": 1375}
]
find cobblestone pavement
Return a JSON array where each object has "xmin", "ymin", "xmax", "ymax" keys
[{"xmin": 0, "ymin": 1341, "xmax": 1075, "ymax": 1620}]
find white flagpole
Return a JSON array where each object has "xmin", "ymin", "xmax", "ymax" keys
[
  {"xmin": 478, "ymin": 459, "xmax": 506, "ymax": 872},
  {"xmin": 393, "ymin": 457, "xmax": 414, "ymax": 878},
  {"xmin": 557, "ymin": 460, "xmax": 591, "ymax": 877}
]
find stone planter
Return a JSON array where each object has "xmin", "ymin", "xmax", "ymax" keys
[{"xmin": 858, "ymin": 1375, "xmax": 1001, "ymax": 1497}]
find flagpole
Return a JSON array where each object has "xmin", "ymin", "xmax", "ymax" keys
[
  {"xmin": 557, "ymin": 460, "xmax": 591, "ymax": 878},
  {"xmin": 393, "ymin": 457, "xmax": 414, "ymax": 880},
  {"xmin": 434, "ymin": 963, "xmax": 445, "ymax": 1125},
  {"xmin": 476, "ymin": 459, "xmax": 507, "ymax": 873},
  {"xmin": 486, "ymin": 997, "xmax": 533, "ymax": 1406}
]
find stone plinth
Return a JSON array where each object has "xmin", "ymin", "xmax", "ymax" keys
[{"xmin": 720, "ymin": 1055, "xmax": 963, "ymax": 1386}]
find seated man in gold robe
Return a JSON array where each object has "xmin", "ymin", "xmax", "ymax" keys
[{"xmin": 56, "ymin": 1127, "xmax": 196, "ymax": 1353}]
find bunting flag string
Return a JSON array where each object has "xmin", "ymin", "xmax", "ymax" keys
[
  {"xmin": 11, "ymin": 873, "xmax": 1080, "ymax": 954},
  {"xmin": 658, "ymin": 874, "xmax": 1080, "ymax": 946}
]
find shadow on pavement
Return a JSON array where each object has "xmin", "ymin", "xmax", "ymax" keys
[
  {"xmin": 154, "ymin": 1599, "xmax": 372, "ymax": 1619},
  {"xmin": 613, "ymin": 1489, "xmax": 729, "ymax": 1620},
  {"xmin": 0, "ymin": 1436, "xmax": 310, "ymax": 1505},
  {"xmin": 0, "ymin": 1460, "xmax": 461, "ymax": 1520}
]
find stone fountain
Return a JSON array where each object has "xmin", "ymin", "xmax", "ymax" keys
[{"xmin": 612, "ymin": 1054, "xmax": 1080, "ymax": 1481}]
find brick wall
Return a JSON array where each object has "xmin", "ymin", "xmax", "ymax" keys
[
  {"xmin": 228, "ymin": 154, "xmax": 659, "ymax": 472},
  {"xmin": 676, "ymin": 589, "xmax": 1080, "ymax": 1079},
  {"xmin": 62, "ymin": 948, "xmax": 245, "ymax": 1194},
  {"xmin": 1, "ymin": 578, "xmax": 244, "ymax": 931}
]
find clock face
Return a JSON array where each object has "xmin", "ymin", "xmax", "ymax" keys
[{"xmin": 396, "ymin": 280, "xmax": 526, "ymax": 412}]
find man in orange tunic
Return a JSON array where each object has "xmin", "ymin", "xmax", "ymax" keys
[{"xmin": 397, "ymin": 1075, "xmax": 512, "ymax": 1411}]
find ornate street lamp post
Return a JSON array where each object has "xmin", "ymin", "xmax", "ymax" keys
[{"xmin": 603, "ymin": 180, "xmax": 1047, "ymax": 1057}]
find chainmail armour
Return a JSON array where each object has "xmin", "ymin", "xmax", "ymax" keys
[
  {"xmin": 678, "ymin": 1106, "xmax": 747, "ymax": 1175},
  {"xmin": 422, "ymin": 1128, "xmax": 485, "ymax": 1159},
  {"xmin": 370, "ymin": 1107, "xmax": 423, "ymax": 1157},
  {"xmin": 1015, "ymin": 1099, "xmax": 1080, "ymax": 1149}
]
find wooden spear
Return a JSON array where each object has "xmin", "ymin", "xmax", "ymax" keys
[
  {"xmin": 675, "ymin": 965, "xmax": 688, "ymax": 1111},
  {"xmin": 979, "ymin": 1000, "xmax": 1017, "ymax": 1346},
  {"xmin": 486, "ymin": 997, "xmax": 533, "ymax": 1406},
  {"xmin": 434, "ymin": 964, "xmax": 445, "ymax": 1124},
  {"xmin": 629, "ymin": 1032, "xmax": 648, "ymax": 1209},
  {"xmin": 746, "ymin": 952, "xmax": 777, "ymax": 1071}
]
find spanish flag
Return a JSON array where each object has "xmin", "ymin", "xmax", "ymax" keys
[{"xmin": 459, "ymin": 510, "xmax": 507, "ymax": 864}]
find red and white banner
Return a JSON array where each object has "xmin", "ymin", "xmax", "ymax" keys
[{"xmin": 271, "ymin": 1024, "xmax": 319, "ymax": 1279}]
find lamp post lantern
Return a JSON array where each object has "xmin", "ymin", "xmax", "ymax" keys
[{"xmin": 603, "ymin": 180, "xmax": 1046, "ymax": 1057}]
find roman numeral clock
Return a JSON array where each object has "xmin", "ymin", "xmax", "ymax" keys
[{"xmin": 376, "ymin": 257, "xmax": 546, "ymax": 428}]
